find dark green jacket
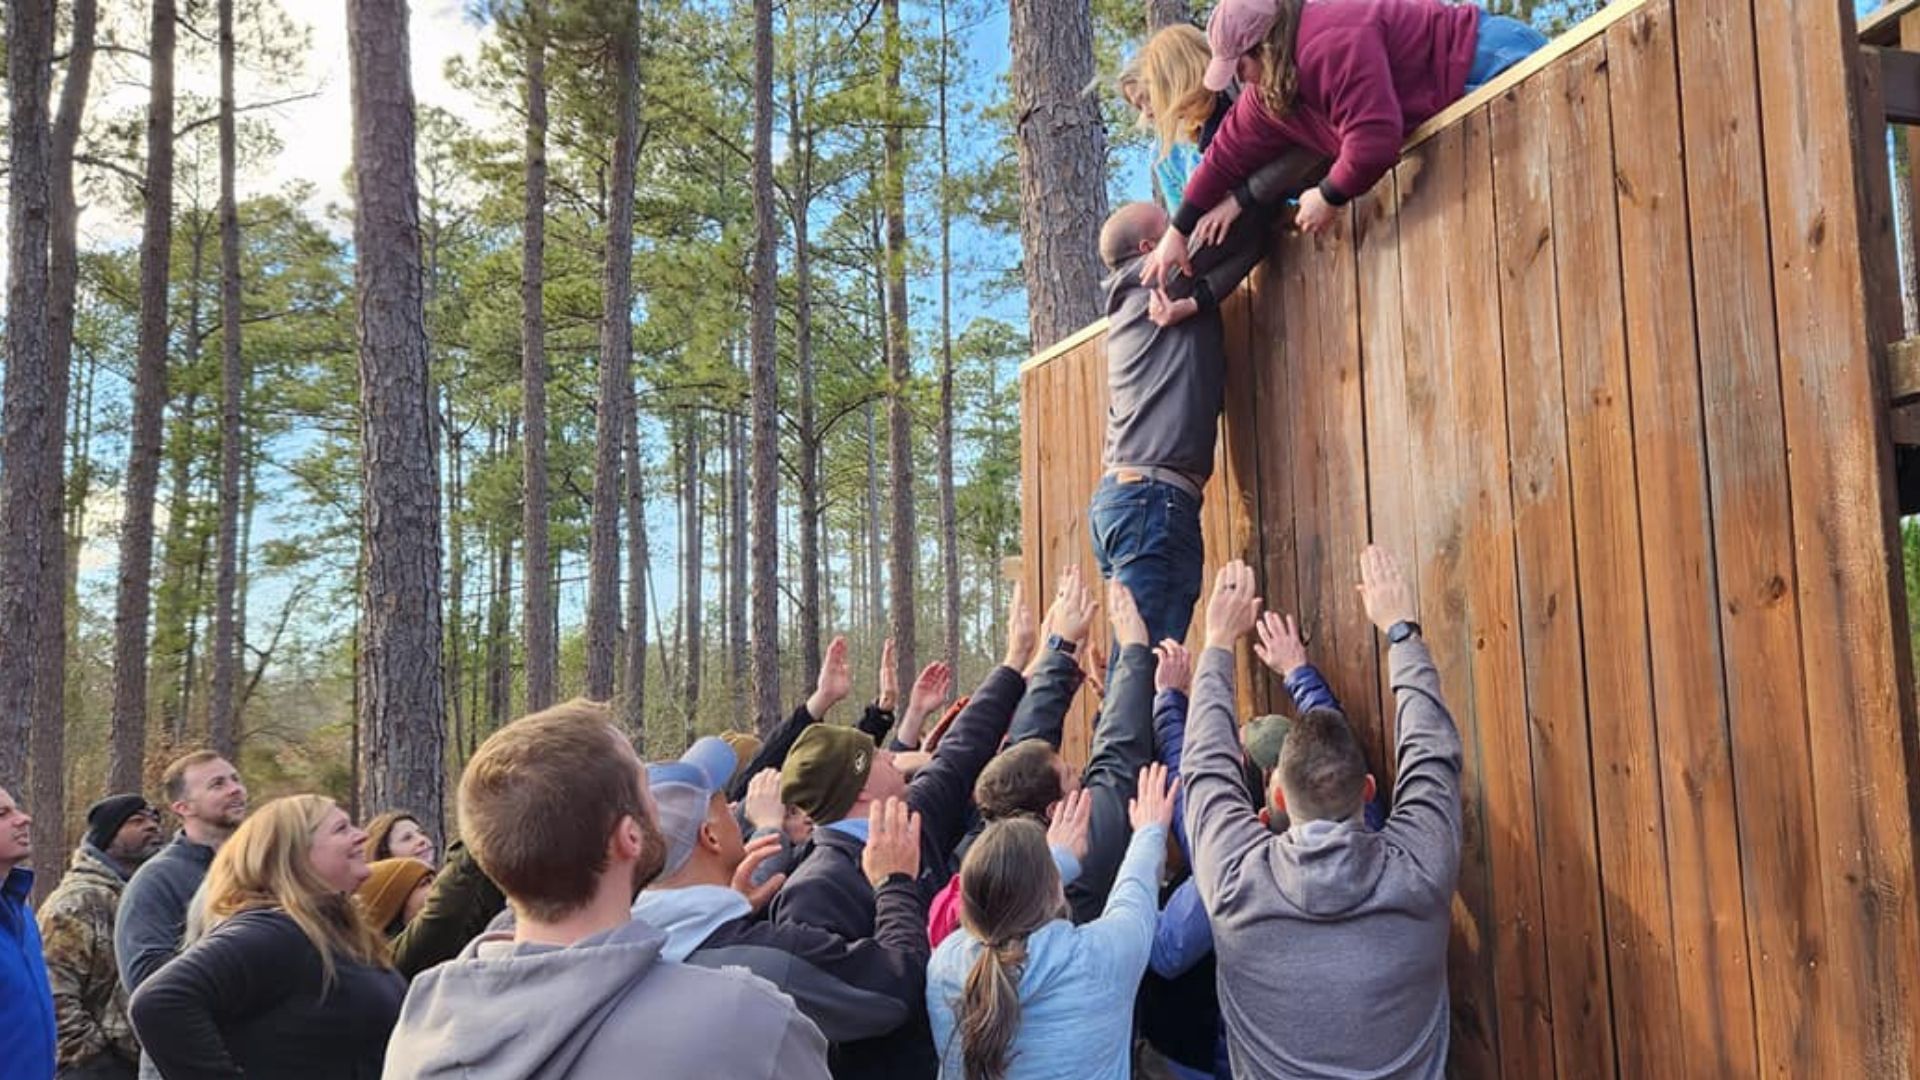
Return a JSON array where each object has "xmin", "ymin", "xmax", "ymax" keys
[{"xmin": 392, "ymin": 841, "xmax": 504, "ymax": 980}]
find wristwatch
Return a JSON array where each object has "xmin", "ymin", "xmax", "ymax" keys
[
  {"xmin": 1046, "ymin": 633, "xmax": 1078, "ymax": 656},
  {"xmin": 1387, "ymin": 620, "xmax": 1422, "ymax": 645}
]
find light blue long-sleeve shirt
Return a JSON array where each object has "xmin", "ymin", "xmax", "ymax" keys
[{"xmin": 926, "ymin": 823, "xmax": 1168, "ymax": 1079}]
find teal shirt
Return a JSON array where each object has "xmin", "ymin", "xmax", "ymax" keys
[{"xmin": 1154, "ymin": 142, "xmax": 1203, "ymax": 217}]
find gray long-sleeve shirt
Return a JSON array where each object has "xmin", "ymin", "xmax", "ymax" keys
[
  {"xmin": 1101, "ymin": 206, "xmax": 1275, "ymax": 483},
  {"xmin": 1183, "ymin": 642, "xmax": 1463, "ymax": 1080}
]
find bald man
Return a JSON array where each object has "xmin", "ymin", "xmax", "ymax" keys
[{"xmin": 1084, "ymin": 196, "xmax": 1275, "ymax": 667}]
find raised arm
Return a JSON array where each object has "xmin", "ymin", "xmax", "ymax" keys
[
  {"xmin": 1079, "ymin": 764, "xmax": 1176, "ymax": 981},
  {"xmin": 727, "ymin": 636, "xmax": 854, "ymax": 801},
  {"xmin": 1253, "ymin": 612, "xmax": 1343, "ymax": 715},
  {"xmin": 1151, "ymin": 639, "xmax": 1196, "ymax": 864},
  {"xmin": 1066, "ymin": 581, "xmax": 1159, "ymax": 924},
  {"xmin": 1184, "ymin": 561, "xmax": 1273, "ymax": 912},
  {"xmin": 1362, "ymin": 547, "xmax": 1464, "ymax": 894},
  {"xmin": 1008, "ymin": 565, "xmax": 1096, "ymax": 748},
  {"xmin": 907, "ymin": 583, "xmax": 1034, "ymax": 861}
]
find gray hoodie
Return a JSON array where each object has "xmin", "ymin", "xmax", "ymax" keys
[
  {"xmin": 1183, "ymin": 642, "xmax": 1462, "ymax": 1080},
  {"xmin": 380, "ymin": 916, "xmax": 830, "ymax": 1080}
]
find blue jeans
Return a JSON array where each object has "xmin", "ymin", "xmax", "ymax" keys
[
  {"xmin": 1466, "ymin": 11, "xmax": 1548, "ymax": 92},
  {"xmin": 1088, "ymin": 476, "xmax": 1204, "ymax": 677}
]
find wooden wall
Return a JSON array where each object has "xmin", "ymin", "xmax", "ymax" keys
[{"xmin": 1017, "ymin": 1, "xmax": 1920, "ymax": 1075}]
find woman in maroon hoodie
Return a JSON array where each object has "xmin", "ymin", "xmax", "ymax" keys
[{"xmin": 1141, "ymin": 0, "xmax": 1545, "ymax": 286}]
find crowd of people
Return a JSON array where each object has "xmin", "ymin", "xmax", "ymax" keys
[{"xmin": 0, "ymin": 1, "xmax": 1553, "ymax": 1077}]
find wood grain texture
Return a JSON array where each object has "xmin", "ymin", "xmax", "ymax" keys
[
  {"xmin": 1606, "ymin": 6, "xmax": 1760, "ymax": 1075},
  {"xmin": 1753, "ymin": 1, "xmax": 1920, "ymax": 1072},
  {"xmin": 1489, "ymin": 73, "xmax": 1615, "ymax": 1080}
]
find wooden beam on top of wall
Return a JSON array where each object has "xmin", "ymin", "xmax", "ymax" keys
[
  {"xmin": 1875, "ymin": 45, "xmax": 1920, "ymax": 124},
  {"xmin": 1861, "ymin": 0, "xmax": 1920, "ymax": 45}
]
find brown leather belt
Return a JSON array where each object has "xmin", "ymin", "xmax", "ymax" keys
[{"xmin": 1106, "ymin": 465, "xmax": 1204, "ymax": 500}]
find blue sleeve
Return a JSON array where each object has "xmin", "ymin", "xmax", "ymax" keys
[
  {"xmin": 1078, "ymin": 824, "xmax": 1168, "ymax": 982},
  {"xmin": 1153, "ymin": 689, "xmax": 1194, "ymax": 864},
  {"xmin": 1283, "ymin": 663, "xmax": 1341, "ymax": 715},
  {"xmin": 1149, "ymin": 877, "xmax": 1214, "ymax": 980}
]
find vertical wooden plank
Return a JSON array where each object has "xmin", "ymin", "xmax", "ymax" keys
[
  {"xmin": 1393, "ymin": 125, "xmax": 1500, "ymax": 1078},
  {"xmin": 1671, "ymin": 2, "xmax": 1828, "ymax": 1075},
  {"xmin": 1548, "ymin": 38, "xmax": 1686, "ymax": 1079},
  {"xmin": 1216, "ymin": 286, "xmax": 1261, "ymax": 711},
  {"xmin": 1249, "ymin": 250, "xmax": 1303, "ymax": 721},
  {"xmin": 1607, "ymin": 6, "xmax": 1761, "ymax": 1076},
  {"xmin": 1356, "ymin": 173, "xmax": 1414, "ymax": 766},
  {"xmin": 1753, "ymin": 2, "xmax": 1920, "ymax": 1073},
  {"xmin": 1286, "ymin": 215, "xmax": 1382, "ymax": 774},
  {"xmin": 1068, "ymin": 342, "xmax": 1105, "ymax": 767},
  {"xmin": 1021, "ymin": 361, "xmax": 1046, "ymax": 624},
  {"xmin": 1446, "ymin": 107, "xmax": 1556, "ymax": 1080},
  {"xmin": 1490, "ymin": 74, "xmax": 1615, "ymax": 1080}
]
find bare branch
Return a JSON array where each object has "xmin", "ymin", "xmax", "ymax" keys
[{"xmin": 174, "ymin": 89, "xmax": 322, "ymax": 140}]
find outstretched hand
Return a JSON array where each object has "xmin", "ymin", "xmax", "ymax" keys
[
  {"xmin": 732, "ymin": 834, "xmax": 788, "ymax": 914},
  {"xmin": 1148, "ymin": 288, "xmax": 1200, "ymax": 328},
  {"xmin": 808, "ymin": 635, "xmax": 852, "ymax": 719},
  {"xmin": 1003, "ymin": 581, "xmax": 1036, "ymax": 672},
  {"xmin": 876, "ymin": 638, "xmax": 898, "ymax": 712},
  {"xmin": 1154, "ymin": 639, "xmax": 1192, "ymax": 694},
  {"xmin": 1043, "ymin": 565, "xmax": 1098, "ymax": 649},
  {"xmin": 1191, "ymin": 196, "xmax": 1241, "ymax": 251},
  {"xmin": 1203, "ymin": 560, "xmax": 1263, "ymax": 651},
  {"xmin": 1358, "ymin": 546, "xmax": 1417, "ymax": 633},
  {"xmin": 1252, "ymin": 612, "xmax": 1309, "ymax": 678},
  {"xmin": 1046, "ymin": 788, "xmax": 1094, "ymax": 865},
  {"xmin": 1294, "ymin": 187, "xmax": 1337, "ymax": 235},
  {"xmin": 861, "ymin": 798, "xmax": 922, "ymax": 887},
  {"xmin": 1108, "ymin": 579, "xmax": 1149, "ymax": 649},
  {"xmin": 1139, "ymin": 227, "xmax": 1193, "ymax": 289},
  {"xmin": 1129, "ymin": 762, "xmax": 1180, "ymax": 832}
]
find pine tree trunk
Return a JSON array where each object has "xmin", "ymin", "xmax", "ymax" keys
[
  {"xmin": 936, "ymin": 0, "xmax": 960, "ymax": 669},
  {"xmin": 110, "ymin": 0, "xmax": 176, "ymax": 793},
  {"xmin": 622, "ymin": 380, "xmax": 649, "ymax": 745},
  {"xmin": 790, "ymin": 80, "xmax": 824, "ymax": 683},
  {"xmin": 882, "ymin": 0, "xmax": 917, "ymax": 696},
  {"xmin": 486, "ymin": 507, "xmax": 513, "ymax": 743},
  {"xmin": 348, "ymin": 0, "xmax": 448, "ymax": 837},
  {"xmin": 728, "ymin": 408, "xmax": 747, "ymax": 718},
  {"xmin": 864, "ymin": 399, "xmax": 883, "ymax": 648},
  {"xmin": 748, "ymin": 0, "xmax": 783, "ymax": 736},
  {"xmin": 1009, "ymin": 0, "xmax": 1109, "ymax": 349},
  {"xmin": 444, "ymin": 386, "xmax": 467, "ymax": 767},
  {"xmin": 587, "ymin": 5, "xmax": 640, "ymax": 701},
  {"xmin": 682, "ymin": 415, "xmax": 704, "ymax": 744},
  {"xmin": 519, "ymin": 3, "xmax": 557, "ymax": 712},
  {"xmin": 2, "ymin": 0, "xmax": 58, "ymax": 893},
  {"xmin": 209, "ymin": 0, "xmax": 243, "ymax": 760},
  {"xmin": 1147, "ymin": 0, "xmax": 1190, "ymax": 30}
]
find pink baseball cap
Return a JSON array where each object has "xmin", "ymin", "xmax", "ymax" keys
[{"xmin": 1204, "ymin": 0, "xmax": 1281, "ymax": 92}]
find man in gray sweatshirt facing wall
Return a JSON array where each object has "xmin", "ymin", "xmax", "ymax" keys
[{"xmin": 1183, "ymin": 552, "xmax": 1462, "ymax": 1080}]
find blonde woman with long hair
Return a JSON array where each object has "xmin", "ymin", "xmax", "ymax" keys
[
  {"xmin": 128, "ymin": 795, "xmax": 404, "ymax": 1080},
  {"xmin": 1124, "ymin": 24, "xmax": 1229, "ymax": 219},
  {"xmin": 926, "ymin": 764, "xmax": 1177, "ymax": 1080}
]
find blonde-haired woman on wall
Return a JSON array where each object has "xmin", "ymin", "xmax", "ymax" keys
[
  {"xmin": 129, "ymin": 795, "xmax": 404, "ymax": 1080},
  {"xmin": 1123, "ymin": 23, "xmax": 1229, "ymax": 219}
]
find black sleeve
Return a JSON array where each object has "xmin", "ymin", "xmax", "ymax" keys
[
  {"xmin": 1244, "ymin": 147, "xmax": 1330, "ymax": 209},
  {"xmin": 1067, "ymin": 643, "xmax": 1159, "ymax": 924},
  {"xmin": 1165, "ymin": 201, "xmax": 1279, "ymax": 316},
  {"xmin": 1006, "ymin": 647, "xmax": 1084, "ymax": 749},
  {"xmin": 906, "ymin": 665, "xmax": 1028, "ymax": 867},
  {"xmin": 728, "ymin": 703, "xmax": 818, "ymax": 802},
  {"xmin": 392, "ymin": 840, "xmax": 506, "ymax": 980},
  {"xmin": 857, "ymin": 703, "xmax": 896, "ymax": 745},
  {"xmin": 128, "ymin": 913, "xmax": 303, "ymax": 1079}
]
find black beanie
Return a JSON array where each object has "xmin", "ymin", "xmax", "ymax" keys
[{"xmin": 85, "ymin": 794, "xmax": 153, "ymax": 853}]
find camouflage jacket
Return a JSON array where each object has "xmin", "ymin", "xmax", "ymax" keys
[{"xmin": 36, "ymin": 843, "xmax": 139, "ymax": 1069}]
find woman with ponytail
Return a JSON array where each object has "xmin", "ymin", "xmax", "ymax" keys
[
  {"xmin": 927, "ymin": 764, "xmax": 1178, "ymax": 1079},
  {"xmin": 129, "ymin": 795, "xmax": 404, "ymax": 1079}
]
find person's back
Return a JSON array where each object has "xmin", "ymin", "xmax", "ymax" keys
[
  {"xmin": 1185, "ymin": 553, "xmax": 1460, "ymax": 1080},
  {"xmin": 925, "ymin": 773, "xmax": 1173, "ymax": 1080},
  {"xmin": 382, "ymin": 919, "xmax": 827, "ymax": 1080}
]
